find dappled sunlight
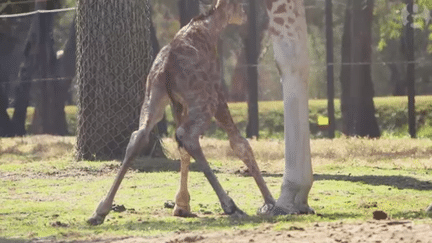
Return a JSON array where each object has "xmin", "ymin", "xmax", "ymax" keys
[
  {"xmin": 0, "ymin": 135, "xmax": 75, "ymax": 163},
  {"xmin": 310, "ymin": 138, "xmax": 432, "ymax": 169}
]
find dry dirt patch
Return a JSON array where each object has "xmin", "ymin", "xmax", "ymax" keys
[{"xmin": 34, "ymin": 220, "xmax": 432, "ymax": 243}]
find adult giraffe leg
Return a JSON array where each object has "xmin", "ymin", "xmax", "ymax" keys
[
  {"xmin": 214, "ymin": 98, "xmax": 275, "ymax": 214},
  {"xmin": 87, "ymin": 85, "xmax": 169, "ymax": 225},
  {"xmin": 176, "ymin": 111, "xmax": 247, "ymax": 218},
  {"xmin": 271, "ymin": 69, "xmax": 314, "ymax": 216}
]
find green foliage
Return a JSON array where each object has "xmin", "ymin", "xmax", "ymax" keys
[
  {"xmin": 418, "ymin": 0, "xmax": 432, "ymax": 10},
  {"xmin": 376, "ymin": 1, "xmax": 404, "ymax": 51},
  {"xmin": 376, "ymin": 0, "xmax": 432, "ymax": 52}
]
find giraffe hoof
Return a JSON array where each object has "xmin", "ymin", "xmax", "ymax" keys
[
  {"xmin": 173, "ymin": 206, "xmax": 198, "ymax": 218},
  {"xmin": 229, "ymin": 208, "xmax": 248, "ymax": 219},
  {"xmin": 257, "ymin": 203, "xmax": 275, "ymax": 215},
  {"xmin": 87, "ymin": 214, "xmax": 106, "ymax": 226},
  {"xmin": 270, "ymin": 205, "xmax": 315, "ymax": 216}
]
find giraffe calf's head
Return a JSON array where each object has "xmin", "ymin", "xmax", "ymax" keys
[{"xmin": 215, "ymin": 0, "xmax": 247, "ymax": 25}]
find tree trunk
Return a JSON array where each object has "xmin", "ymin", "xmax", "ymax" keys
[
  {"xmin": 10, "ymin": 4, "xmax": 40, "ymax": 136},
  {"xmin": 1, "ymin": 3, "xmax": 32, "ymax": 136},
  {"xmin": 57, "ymin": 17, "xmax": 77, "ymax": 106},
  {"xmin": 0, "ymin": 74, "xmax": 13, "ymax": 137},
  {"xmin": 386, "ymin": 39, "xmax": 406, "ymax": 96},
  {"xmin": 31, "ymin": 0, "xmax": 68, "ymax": 135},
  {"xmin": 11, "ymin": 43, "xmax": 33, "ymax": 136},
  {"xmin": 178, "ymin": 0, "xmax": 200, "ymax": 27},
  {"xmin": 340, "ymin": 2, "xmax": 352, "ymax": 135},
  {"xmin": 230, "ymin": 50, "xmax": 248, "ymax": 102},
  {"xmin": 246, "ymin": 0, "xmax": 259, "ymax": 138},
  {"xmin": 340, "ymin": 0, "xmax": 380, "ymax": 138},
  {"xmin": 75, "ymin": 0, "xmax": 155, "ymax": 161}
]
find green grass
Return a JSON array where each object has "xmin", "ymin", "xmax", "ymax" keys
[
  {"xmin": 7, "ymin": 96, "xmax": 432, "ymax": 139},
  {"xmin": 1, "ymin": 135, "xmax": 432, "ymax": 241}
]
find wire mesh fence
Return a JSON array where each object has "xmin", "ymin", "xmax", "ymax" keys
[{"xmin": 74, "ymin": 0, "xmax": 153, "ymax": 161}]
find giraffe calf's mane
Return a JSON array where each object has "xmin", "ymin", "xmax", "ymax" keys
[{"xmin": 192, "ymin": 5, "xmax": 217, "ymax": 22}]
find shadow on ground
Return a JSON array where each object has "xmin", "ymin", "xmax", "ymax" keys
[
  {"xmin": 314, "ymin": 174, "xmax": 432, "ymax": 191},
  {"xmin": 0, "ymin": 237, "xmax": 28, "ymax": 243},
  {"xmin": 131, "ymin": 157, "xmax": 202, "ymax": 172}
]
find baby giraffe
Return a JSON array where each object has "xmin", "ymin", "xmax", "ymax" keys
[{"xmin": 87, "ymin": 0, "xmax": 275, "ymax": 225}]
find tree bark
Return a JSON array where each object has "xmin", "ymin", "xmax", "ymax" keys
[
  {"xmin": 246, "ymin": 0, "xmax": 259, "ymax": 138},
  {"xmin": 178, "ymin": 0, "xmax": 200, "ymax": 27},
  {"xmin": 75, "ymin": 0, "xmax": 155, "ymax": 161},
  {"xmin": 0, "ymin": 73, "xmax": 13, "ymax": 137},
  {"xmin": 340, "ymin": 0, "xmax": 380, "ymax": 138},
  {"xmin": 0, "ymin": 2, "xmax": 32, "ymax": 136},
  {"xmin": 31, "ymin": 0, "xmax": 69, "ymax": 135}
]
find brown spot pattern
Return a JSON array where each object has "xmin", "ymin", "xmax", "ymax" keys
[
  {"xmin": 288, "ymin": 17, "xmax": 295, "ymax": 24},
  {"xmin": 274, "ymin": 4, "xmax": 287, "ymax": 14},
  {"xmin": 274, "ymin": 17, "xmax": 284, "ymax": 25},
  {"xmin": 268, "ymin": 26, "xmax": 281, "ymax": 37}
]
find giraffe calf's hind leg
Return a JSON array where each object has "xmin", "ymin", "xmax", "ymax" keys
[
  {"xmin": 176, "ymin": 120, "xmax": 247, "ymax": 218},
  {"xmin": 173, "ymin": 147, "xmax": 197, "ymax": 217}
]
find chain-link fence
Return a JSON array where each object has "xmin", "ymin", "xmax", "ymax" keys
[{"xmin": 74, "ymin": 0, "xmax": 153, "ymax": 161}]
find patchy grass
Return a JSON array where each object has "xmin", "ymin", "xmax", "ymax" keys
[{"xmin": 0, "ymin": 135, "xmax": 432, "ymax": 241}]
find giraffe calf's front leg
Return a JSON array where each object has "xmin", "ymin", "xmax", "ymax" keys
[{"xmin": 87, "ymin": 199, "xmax": 111, "ymax": 225}]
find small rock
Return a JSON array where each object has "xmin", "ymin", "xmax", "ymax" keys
[
  {"xmin": 164, "ymin": 200, "xmax": 175, "ymax": 209},
  {"xmin": 50, "ymin": 221, "xmax": 68, "ymax": 227},
  {"xmin": 373, "ymin": 210, "xmax": 388, "ymax": 220},
  {"xmin": 183, "ymin": 235, "xmax": 204, "ymax": 242},
  {"xmin": 288, "ymin": 226, "xmax": 304, "ymax": 231},
  {"xmin": 112, "ymin": 204, "xmax": 126, "ymax": 213}
]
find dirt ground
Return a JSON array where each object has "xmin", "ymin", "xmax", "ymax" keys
[{"xmin": 33, "ymin": 220, "xmax": 431, "ymax": 243}]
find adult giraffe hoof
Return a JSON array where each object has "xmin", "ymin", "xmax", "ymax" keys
[
  {"xmin": 87, "ymin": 214, "xmax": 106, "ymax": 226},
  {"xmin": 270, "ymin": 205, "xmax": 315, "ymax": 216},
  {"xmin": 173, "ymin": 206, "xmax": 198, "ymax": 218},
  {"xmin": 257, "ymin": 203, "xmax": 275, "ymax": 215}
]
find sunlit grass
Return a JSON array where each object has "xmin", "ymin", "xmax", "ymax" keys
[
  {"xmin": 7, "ymin": 96, "xmax": 432, "ymax": 139},
  {"xmin": 1, "ymin": 135, "xmax": 432, "ymax": 241}
]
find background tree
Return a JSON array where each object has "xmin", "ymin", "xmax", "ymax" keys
[
  {"xmin": 340, "ymin": 0, "xmax": 380, "ymax": 137},
  {"xmin": 31, "ymin": 0, "xmax": 69, "ymax": 135},
  {"xmin": 0, "ymin": 1, "xmax": 32, "ymax": 136},
  {"xmin": 178, "ymin": 0, "xmax": 200, "ymax": 26}
]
